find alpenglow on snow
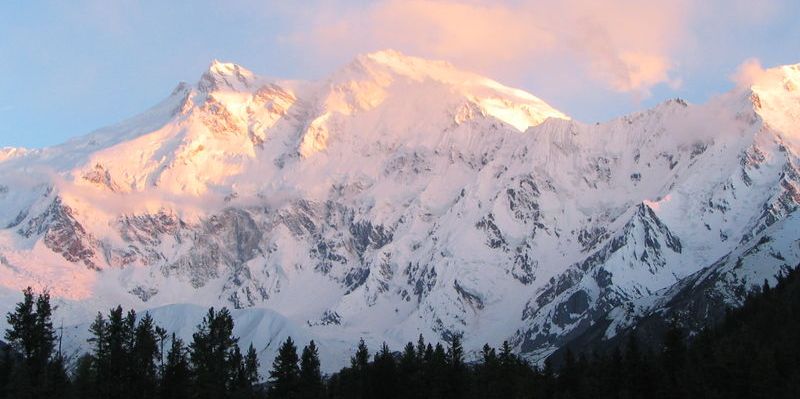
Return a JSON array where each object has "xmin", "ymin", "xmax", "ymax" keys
[{"xmin": 1, "ymin": 50, "xmax": 799, "ymax": 370}]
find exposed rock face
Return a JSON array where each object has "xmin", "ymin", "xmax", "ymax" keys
[
  {"xmin": 1, "ymin": 52, "xmax": 799, "ymax": 368},
  {"xmin": 18, "ymin": 196, "xmax": 101, "ymax": 270}
]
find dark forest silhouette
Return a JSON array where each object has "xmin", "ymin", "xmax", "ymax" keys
[{"xmin": 2, "ymin": 265, "xmax": 798, "ymax": 399}]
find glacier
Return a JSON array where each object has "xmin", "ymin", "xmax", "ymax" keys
[{"xmin": 0, "ymin": 50, "xmax": 799, "ymax": 371}]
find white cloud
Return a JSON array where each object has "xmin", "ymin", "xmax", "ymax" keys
[{"xmin": 286, "ymin": 0, "xmax": 691, "ymax": 97}]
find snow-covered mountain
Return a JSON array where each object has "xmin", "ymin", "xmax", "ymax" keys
[{"xmin": 1, "ymin": 50, "xmax": 798, "ymax": 370}]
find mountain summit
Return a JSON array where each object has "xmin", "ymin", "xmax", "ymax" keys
[{"xmin": 0, "ymin": 51, "xmax": 798, "ymax": 370}]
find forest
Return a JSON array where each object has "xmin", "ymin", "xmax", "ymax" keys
[{"xmin": 1, "ymin": 265, "xmax": 798, "ymax": 399}]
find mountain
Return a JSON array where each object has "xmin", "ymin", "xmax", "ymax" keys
[{"xmin": 0, "ymin": 50, "xmax": 798, "ymax": 371}]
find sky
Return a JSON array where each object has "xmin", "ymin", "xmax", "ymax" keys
[{"xmin": 1, "ymin": 0, "xmax": 799, "ymax": 149}]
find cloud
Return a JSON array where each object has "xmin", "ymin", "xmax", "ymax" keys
[
  {"xmin": 286, "ymin": 0, "xmax": 690, "ymax": 97},
  {"xmin": 730, "ymin": 58, "xmax": 770, "ymax": 88}
]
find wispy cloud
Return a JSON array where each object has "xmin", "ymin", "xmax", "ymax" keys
[
  {"xmin": 284, "ymin": 0, "xmax": 690, "ymax": 98},
  {"xmin": 729, "ymin": 57, "xmax": 790, "ymax": 91},
  {"xmin": 278, "ymin": 0, "xmax": 792, "ymax": 103}
]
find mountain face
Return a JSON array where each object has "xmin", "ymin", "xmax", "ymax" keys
[{"xmin": 1, "ymin": 51, "xmax": 799, "ymax": 370}]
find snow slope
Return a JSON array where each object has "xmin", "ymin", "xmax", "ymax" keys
[{"xmin": 0, "ymin": 51, "xmax": 798, "ymax": 370}]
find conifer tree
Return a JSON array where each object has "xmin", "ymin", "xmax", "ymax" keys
[
  {"xmin": 131, "ymin": 313, "xmax": 160, "ymax": 399},
  {"xmin": 228, "ymin": 345, "xmax": 249, "ymax": 399},
  {"xmin": 497, "ymin": 341, "xmax": 516, "ymax": 399},
  {"xmin": 4, "ymin": 287, "xmax": 65, "ymax": 399},
  {"xmin": 43, "ymin": 353, "xmax": 69, "ymax": 399},
  {"xmin": 445, "ymin": 335, "xmax": 466, "ymax": 399},
  {"xmin": 268, "ymin": 337, "xmax": 300, "ymax": 399},
  {"xmin": 476, "ymin": 344, "xmax": 500, "ymax": 399},
  {"xmin": 5, "ymin": 288, "xmax": 37, "ymax": 362},
  {"xmin": 415, "ymin": 335, "xmax": 426, "ymax": 364},
  {"xmin": 96, "ymin": 306, "xmax": 131, "ymax": 399},
  {"xmin": 70, "ymin": 354, "xmax": 95, "ymax": 399},
  {"xmin": 398, "ymin": 342, "xmax": 420, "ymax": 399},
  {"xmin": 428, "ymin": 343, "xmax": 448, "ymax": 399},
  {"xmin": 348, "ymin": 338, "xmax": 370, "ymax": 399},
  {"xmin": 161, "ymin": 334, "xmax": 191, "ymax": 399},
  {"xmin": 243, "ymin": 344, "xmax": 261, "ymax": 390},
  {"xmin": 33, "ymin": 290, "xmax": 56, "ymax": 372},
  {"xmin": 189, "ymin": 307, "xmax": 239, "ymax": 399},
  {"xmin": 299, "ymin": 340, "xmax": 323, "ymax": 399},
  {"xmin": 372, "ymin": 342, "xmax": 397, "ymax": 399},
  {"xmin": 351, "ymin": 338, "xmax": 370, "ymax": 371},
  {"xmin": 0, "ymin": 346, "xmax": 13, "ymax": 399}
]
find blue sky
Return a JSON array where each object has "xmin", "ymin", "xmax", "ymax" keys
[{"xmin": 1, "ymin": 0, "xmax": 799, "ymax": 148}]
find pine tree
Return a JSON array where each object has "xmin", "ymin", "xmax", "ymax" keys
[
  {"xmin": 243, "ymin": 344, "xmax": 260, "ymax": 390},
  {"xmin": 160, "ymin": 334, "xmax": 191, "ymax": 399},
  {"xmin": 351, "ymin": 338, "xmax": 370, "ymax": 371},
  {"xmin": 96, "ymin": 306, "xmax": 133, "ymax": 399},
  {"xmin": 372, "ymin": 342, "xmax": 397, "ymax": 399},
  {"xmin": 428, "ymin": 343, "xmax": 448, "ymax": 399},
  {"xmin": 415, "ymin": 335, "xmax": 426, "ymax": 364},
  {"xmin": 349, "ymin": 338, "xmax": 370, "ymax": 399},
  {"xmin": 299, "ymin": 341, "xmax": 323, "ymax": 399},
  {"xmin": 497, "ymin": 341, "xmax": 516, "ymax": 399},
  {"xmin": 268, "ymin": 337, "xmax": 300, "ymax": 399},
  {"xmin": 43, "ymin": 353, "xmax": 69, "ymax": 399},
  {"xmin": 476, "ymin": 344, "xmax": 500, "ymax": 399},
  {"xmin": 5, "ymin": 288, "xmax": 37, "ymax": 361},
  {"xmin": 189, "ymin": 307, "xmax": 239, "ymax": 399},
  {"xmin": 228, "ymin": 345, "xmax": 249, "ymax": 399},
  {"xmin": 4, "ymin": 287, "xmax": 63, "ymax": 399},
  {"xmin": 131, "ymin": 313, "xmax": 159, "ymax": 399},
  {"xmin": 0, "ymin": 346, "xmax": 13, "ymax": 399},
  {"xmin": 70, "ymin": 354, "xmax": 95, "ymax": 399},
  {"xmin": 445, "ymin": 335, "xmax": 466, "ymax": 399},
  {"xmin": 398, "ymin": 342, "xmax": 420, "ymax": 399},
  {"xmin": 85, "ymin": 312, "xmax": 106, "ymax": 398},
  {"xmin": 32, "ymin": 290, "xmax": 56, "ymax": 372}
]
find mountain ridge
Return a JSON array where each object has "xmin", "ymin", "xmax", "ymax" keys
[{"xmin": 0, "ymin": 50, "xmax": 798, "ymax": 370}]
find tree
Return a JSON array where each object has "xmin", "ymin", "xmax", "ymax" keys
[
  {"xmin": 4, "ymin": 287, "xmax": 64, "ymax": 399},
  {"xmin": 415, "ymin": 335, "xmax": 426, "ymax": 364},
  {"xmin": 371, "ymin": 342, "xmax": 397, "ymax": 399},
  {"xmin": 349, "ymin": 338, "xmax": 370, "ymax": 399},
  {"xmin": 131, "ymin": 313, "xmax": 160, "ymax": 399},
  {"xmin": 476, "ymin": 344, "xmax": 500, "ymax": 399},
  {"xmin": 189, "ymin": 307, "xmax": 239, "ymax": 399},
  {"xmin": 91, "ymin": 306, "xmax": 134, "ymax": 399},
  {"xmin": 445, "ymin": 335, "xmax": 466, "ymax": 399},
  {"xmin": 243, "ymin": 344, "xmax": 261, "ymax": 391},
  {"xmin": 43, "ymin": 353, "xmax": 69, "ymax": 399},
  {"xmin": 299, "ymin": 341, "xmax": 323, "ymax": 399},
  {"xmin": 427, "ymin": 343, "xmax": 448, "ymax": 399},
  {"xmin": 0, "ymin": 346, "xmax": 14, "ymax": 399},
  {"xmin": 70, "ymin": 354, "xmax": 95, "ymax": 399},
  {"xmin": 5, "ymin": 288, "xmax": 38, "ymax": 361},
  {"xmin": 398, "ymin": 342, "xmax": 421, "ymax": 399},
  {"xmin": 268, "ymin": 337, "xmax": 300, "ymax": 399},
  {"xmin": 497, "ymin": 341, "xmax": 516, "ymax": 399},
  {"xmin": 160, "ymin": 334, "xmax": 191, "ymax": 399},
  {"xmin": 351, "ymin": 338, "xmax": 370, "ymax": 371}
]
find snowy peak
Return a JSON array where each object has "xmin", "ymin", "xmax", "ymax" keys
[
  {"xmin": 745, "ymin": 63, "xmax": 800, "ymax": 149},
  {"xmin": 198, "ymin": 59, "xmax": 259, "ymax": 93},
  {"xmin": 356, "ymin": 49, "xmax": 468, "ymax": 83},
  {"xmin": 2, "ymin": 55, "xmax": 800, "ymax": 370},
  {"xmin": 327, "ymin": 49, "xmax": 569, "ymax": 131}
]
